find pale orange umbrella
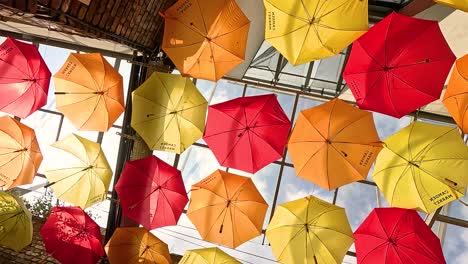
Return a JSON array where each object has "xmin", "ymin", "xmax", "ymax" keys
[
  {"xmin": 54, "ymin": 53, "xmax": 124, "ymax": 132},
  {"xmin": 0, "ymin": 116, "xmax": 42, "ymax": 189},
  {"xmin": 443, "ymin": 54, "xmax": 468, "ymax": 134},
  {"xmin": 161, "ymin": 0, "xmax": 250, "ymax": 81},
  {"xmin": 187, "ymin": 170, "xmax": 268, "ymax": 248}
]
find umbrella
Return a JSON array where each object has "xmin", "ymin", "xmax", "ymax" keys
[
  {"xmin": 54, "ymin": 53, "xmax": 124, "ymax": 131},
  {"xmin": 45, "ymin": 134, "xmax": 112, "ymax": 209},
  {"xmin": 179, "ymin": 247, "xmax": 240, "ymax": 264},
  {"xmin": 40, "ymin": 206, "xmax": 104, "ymax": 264},
  {"xmin": 264, "ymin": 0, "xmax": 368, "ymax": 65},
  {"xmin": 203, "ymin": 94, "xmax": 291, "ymax": 173},
  {"xmin": 0, "ymin": 37, "xmax": 51, "ymax": 118},
  {"xmin": 266, "ymin": 195, "xmax": 354, "ymax": 264},
  {"xmin": 115, "ymin": 155, "xmax": 188, "ymax": 230},
  {"xmin": 442, "ymin": 54, "xmax": 468, "ymax": 134},
  {"xmin": 288, "ymin": 98, "xmax": 382, "ymax": 190},
  {"xmin": 355, "ymin": 208, "xmax": 446, "ymax": 264},
  {"xmin": 434, "ymin": 0, "xmax": 468, "ymax": 12},
  {"xmin": 372, "ymin": 121, "xmax": 468, "ymax": 213},
  {"xmin": 105, "ymin": 227, "xmax": 171, "ymax": 264},
  {"xmin": 131, "ymin": 72, "xmax": 207, "ymax": 154},
  {"xmin": 161, "ymin": 0, "xmax": 250, "ymax": 81},
  {"xmin": 0, "ymin": 116, "xmax": 42, "ymax": 189},
  {"xmin": 0, "ymin": 191, "xmax": 32, "ymax": 252},
  {"xmin": 187, "ymin": 170, "xmax": 268, "ymax": 248},
  {"xmin": 343, "ymin": 12, "xmax": 456, "ymax": 118}
]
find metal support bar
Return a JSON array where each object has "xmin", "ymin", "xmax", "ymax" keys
[
  {"xmin": 303, "ymin": 61, "xmax": 314, "ymax": 89},
  {"xmin": 335, "ymin": 46, "xmax": 352, "ymax": 96},
  {"xmin": 436, "ymin": 214, "xmax": 468, "ymax": 228}
]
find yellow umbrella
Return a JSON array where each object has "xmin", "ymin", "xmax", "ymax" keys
[
  {"xmin": 45, "ymin": 134, "xmax": 112, "ymax": 209},
  {"xmin": 179, "ymin": 248, "xmax": 240, "ymax": 264},
  {"xmin": 373, "ymin": 122, "xmax": 468, "ymax": 214},
  {"xmin": 264, "ymin": 0, "xmax": 368, "ymax": 65},
  {"xmin": 0, "ymin": 191, "xmax": 32, "ymax": 252},
  {"xmin": 131, "ymin": 72, "xmax": 207, "ymax": 154},
  {"xmin": 266, "ymin": 195, "xmax": 354, "ymax": 264},
  {"xmin": 434, "ymin": 0, "xmax": 468, "ymax": 12}
]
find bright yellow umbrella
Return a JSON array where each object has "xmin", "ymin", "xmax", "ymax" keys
[
  {"xmin": 45, "ymin": 134, "xmax": 112, "ymax": 209},
  {"xmin": 179, "ymin": 248, "xmax": 240, "ymax": 264},
  {"xmin": 0, "ymin": 191, "xmax": 32, "ymax": 252},
  {"xmin": 264, "ymin": 0, "xmax": 368, "ymax": 65},
  {"xmin": 434, "ymin": 0, "xmax": 468, "ymax": 12},
  {"xmin": 266, "ymin": 195, "xmax": 354, "ymax": 264},
  {"xmin": 373, "ymin": 122, "xmax": 468, "ymax": 214},
  {"xmin": 131, "ymin": 72, "xmax": 207, "ymax": 154}
]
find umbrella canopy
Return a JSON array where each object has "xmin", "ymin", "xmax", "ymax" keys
[
  {"xmin": 187, "ymin": 170, "xmax": 268, "ymax": 248},
  {"xmin": 161, "ymin": 0, "xmax": 250, "ymax": 81},
  {"xmin": 264, "ymin": 0, "xmax": 368, "ymax": 65},
  {"xmin": 343, "ymin": 12, "xmax": 456, "ymax": 118},
  {"xmin": 105, "ymin": 227, "xmax": 172, "ymax": 264},
  {"xmin": 45, "ymin": 134, "xmax": 112, "ymax": 209},
  {"xmin": 203, "ymin": 94, "xmax": 291, "ymax": 173},
  {"xmin": 0, "ymin": 191, "xmax": 32, "ymax": 252},
  {"xmin": 435, "ymin": 0, "xmax": 468, "ymax": 12},
  {"xmin": 443, "ymin": 54, "xmax": 468, "ymax": 134},
  {"xmin": 0, "ymin": 116, "xmax": 42, "ymax": 189},
  {"xmin": 266, "ymin": 195, "xmax": 354, "ymax": 264},
  {"xmin": 40, "ymin": 206, "xmax": 104, "ymax": 264},
  {"xmin": 372, "ymin": 121, "xmax": 468, "ymax": 213},
  {"xmin": 0, "ymin": 37, "xmax": 51, "ymax": 118},
  {"xmin": 355, "ymin": 208, "xmax": 446, "ymax": 264},
  {"xmin": 180, "ymin": 247, "xmax": 240, "ymax": 264},
  {"xmin": 288, "ymin": 99, "xmax": 382, "ymax": 190},
  {"xmin": 131, "ymin": 72, "xmax": 207, "ymax": 154},
  {"xmin": 115, "ymin": 155, "xmax": 188, "ymax": 230},
  {"xmin": 54, "ymin": 53, "xmax": 124, "ymax": 131}
]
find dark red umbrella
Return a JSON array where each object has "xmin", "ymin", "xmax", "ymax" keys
[
  {"xmin": 203, "ymin": 94, "xmax": 291, "ymax": 173},
  {"xmin": 343, "ymin": 12, "xmax": 455, "ymax": 118},
  {"xmin": 40, "ymin": 206, "xmax": 104, "ymax": 264},
  {"xmin": 0, "ymin": 37, "xmax": 51, "ymax": 118},
  {"xmin": 115, "ymin": 155, "xmax": 188, "ymax": 230},
  {"xmin": 355, "ymin": 208, "xmax": 446, "ymax": 264}
]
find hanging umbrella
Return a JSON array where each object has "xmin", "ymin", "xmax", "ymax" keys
[
  {"xmin": 434, "ymin": 0, "xmax": 468, "ymax": 12},
  {"xmin": 187, "ymin": 170, "xmax": 268, "ymax": 248},
  {"xmin": 266, "ymin": 195, "xmax": 354, "ymax": 264},
  {"xmin": 355, "ymin": 208, "xmax": 446, "ymax": 264},
  {"xmin": 203, "ymin": 94, "xmax": 291, "ymax": 173},
  {"xmin": 161, "ymin": 0, "xmax": 250, "ymax": 81},
  {"xmin": 131, "ymin": 72, "xmax": 207, "ymax": 154},
  {"xmin": 54, "ymin": 53, "xmax": 124, "ymax": 132},
  {"xmin": 0, "ymin": 37, "xmax": 51, "ymax": 118},
  {"xmin": 45, "ymin": 134, "xmax": 112, "ymax": 209},
  {"xmin": 343, "ymin": 12, "xmax": 456, "ymax": 118},
  {"xmin": 288, "ymin": 98, "xmax": 382, "ymax": 190},
  {"xmin": 115, "ymin": 155, "xmax": 188, "ymax": 230},
  {"xmin": 0, "ymin": 116, "xmax": 42, "ymax": 189},
  {"xmin": 105, "ymin": 227, "xmax": 171, "ymax": 264},
  {"xmin": 264, "ymin": 0, "xmax": 368, "ymax": 65},
  {"xmin": 372, "ymin": 121, "xmax": 468, "ymax": 213},
  {"xmin": 180, "ymin": 247, "xmax": 240, "ymax": 264},
  {"xmin": 0, "ymin": 191, "xmax": 32, "ymax": 252},
  {"xmin": 40, "ymin": 206, "xmax": 104, "ymax": 264},
  {"xmin": 443, "ymin": 54, "xmax": 468, "ymax": 134}
]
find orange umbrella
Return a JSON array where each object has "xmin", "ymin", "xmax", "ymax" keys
[
  {"xmin": 187, "ymin": 170, "xmax": 268, "ymax": 248},
  {"xmin": 54, "ymin": 53, "xmax": 124, "ymax": 132},
  {"xmin": 288, "ymin": 99, "xmax": 383, "ymax": 190},
  {"xmin": 443, "ymin": 54, "xmax": 468, "ymax": 134},
  {"xmin": 161, "ymin": 0, "xmax": 250, "ymax": 81},
  {"xmin": 0, "ymin": 116, "xmax": 42, "ymax": 189}
]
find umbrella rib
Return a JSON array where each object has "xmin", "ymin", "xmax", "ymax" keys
[
  {"xmin": 0, "ymin": 58, "xmax": 29, "ymax": 77},
  {"xmin": 133, "ymin": 94, "xmax": 169, "ymax": 111},
  {"xmin": 265, "ymin": 24, "xmax": 310, "ymax": 41},
  {"xmin": 157, "ymin": 75, "xmax": 177, "ymax": 109},
  {"xmin": 359, "ymin": 241, "xmax": 390, "ymax": 263},
  {"xmin": 246, "ymin": 95, "xmax": 273, "ymax": 127},
  {"xmin": 264, "ymin": 0, "xmax": 309, "ymax": 22},
  {"xmin": 411, "ymin": 127, "xmax": 458, "ymax": 162},
  {"xmin": 328, "ymin": 114, "xmax": 372, "ymax": 141},
  {"xmin": 210, "ymin": 38, "xmax": 246, "ymax": 61},
  {"xmin": 277, "ymin": 226, "xmax": 307, "ymax": 260},
  {"xmin": 383, "ymin": 73, "xmax": 401, "ymax": 117},
  {"xmin": 388, "ymin": 71, "xmax": 439, "ymax": 100},
  {"xmin": 203, "ymin": 127, "xmax": 245, "ymax": 139},
  {"xmin": 220, "ymin": 132, "xmax": 245, "ymax": 166},
  {"xmin": 211, "ymin": 105, "xmax": 246, "ymax": 126},
  {"xmin": 150, "ymin": 114, "xmax": 177, "ymax": 149},
  {"xmin": 194, "ymin": 0, "xmax": 209, "ymax": 35},
  {"xmin": 299, "ymin": 0, "xmax": 312, "ymax": 20},
  {"xmin": 186, "ymin": 202, "xmax": 227, "ymax": 215},
  {"xmin": 396, "ymin": 240, "xmax": 440, "ymax": 263},
  {"xmin": 0, "ymin": 81, "xmax": 36, "ymax": 111},
  {"xmin": 316, "ymin": 0, "xmax": 348, "ymax": 21},
  {"xmin": 249, "ymin": 129, "xmax": 282, "ymax": 156},
  {"xmin": 296, "ymin": 144, "xmax": 327, "ymax": 176},
  {"xmin": 73, "ymin": 55, "xmax": 103, "ymax": 92},
  {"xmin": 211, "ymin": 20, "xmax": 250, "ymax": 42},
  {"xmin": 77, "ymin": 95, "xmax": 102, "ymax": 130},
  {"xmin": 311, "ymin": 24, "xmax": 335, "ymax": 55}
]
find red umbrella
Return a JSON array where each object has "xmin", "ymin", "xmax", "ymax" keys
[
  {"xmin": 343, "ymin": 12, "xmax": 455, "ymax": 118},
  {"xmin": 115, "ymin": 155, "xmax": 188, "ymax": 230},
  {"xmin": 355, "ymin": 208, "xmax": 446, "ymax": 264},
  {"xmin": 203, "ymin": 94, "xmax": 291, "ymax": 173},
  {"xmin": 40, "ymin": 206, "xmax": 104, "ymax": 264},
  {"xmin": 0, "ymin": 37, "xmax": 51, "ymax": 118}
]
